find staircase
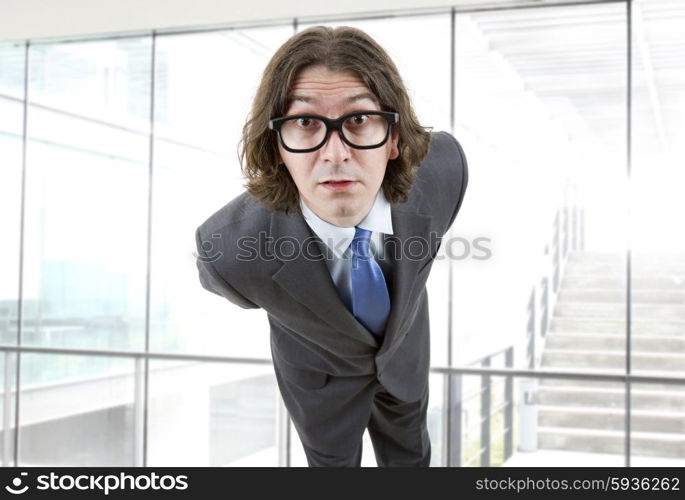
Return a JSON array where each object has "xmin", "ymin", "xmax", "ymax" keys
[{"xmin": 537, "ymin": 251, "xmax": 685, "ymax": 459}]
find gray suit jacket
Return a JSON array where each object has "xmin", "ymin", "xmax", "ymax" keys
[{"xmin": 195, "ymin": 130, "xmax": 468, "ymax": 403}]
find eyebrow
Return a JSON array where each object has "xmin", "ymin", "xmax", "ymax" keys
[{"xmin": 288, "ymin": 92, "xmax": 379, "ymax": 107}]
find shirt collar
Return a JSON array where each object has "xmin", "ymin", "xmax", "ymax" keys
[{"xmin": 299, "ymin": 188, "xmax": 394, "ymax": 259}]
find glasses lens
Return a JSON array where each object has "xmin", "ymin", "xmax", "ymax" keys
[
  {"xmin": 342, "ymin": 114, "xmax": 388, "ymax": 147},
  {"xmin": 280, "ymin": 117, "xmax": 326, "ymax": 151},
  {"xmin": 279, "ymin": 114, "xmax": 388, "ymax": 151}
]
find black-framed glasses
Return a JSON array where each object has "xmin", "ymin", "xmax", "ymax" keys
[{"xmin": 268, "ymin": 110, "xmax": 399, "ymax": 153}]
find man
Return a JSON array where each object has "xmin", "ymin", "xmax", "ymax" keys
[{"xmin": 195, "ymin": 25, "xmax": 468, "ymax": 467}]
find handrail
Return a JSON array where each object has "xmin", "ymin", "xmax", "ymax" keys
[
  {"xmin": 0, "ymin": 343, "xmax": 680, "ymax": 386},
  {"xmin": 446, "ymin": 346, "xmax": 514, "ymax": 467}
]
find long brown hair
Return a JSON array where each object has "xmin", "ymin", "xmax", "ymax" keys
[{"xmin": 239, "ymin": 25, "xmax": 432, "ymax": 215}]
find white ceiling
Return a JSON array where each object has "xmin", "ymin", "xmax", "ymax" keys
[{"xmin": 0, "ymin": 0, "xmax": 607, "ymax": 43}]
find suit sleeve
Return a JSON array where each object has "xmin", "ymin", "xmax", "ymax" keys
[
  {"xmin": 195, "ymin": 227, "xmax": 260, "ymax": 309},
  {"xmin": 444, "ymin": 133, "xmax": 469, "ymax": 234}
]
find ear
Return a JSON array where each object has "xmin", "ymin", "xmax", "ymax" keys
[{"xmin": 388, "ymin": 129, "xmax": 400, "ymax": 160}]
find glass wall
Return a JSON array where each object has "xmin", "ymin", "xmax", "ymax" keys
[
  {"xmin": 0, "ymin": 42, "xmax": 24, "ymax": 347},
  {"xmin": 631, "ymin": 0, "xmax": 685, "ymax": 378},
  {"xmin": 0, "ymin": 41, "xmax": 24, "ymax": 467},
  {"xmin": 17, "ymin": 353, "xmax": 136, "ymax": 466},
  {"xmin": 453, "ymin": 1, "xmax": 628, "ymax": 372},
  {"xmin": 1, "ymin": 0, "xmax": 683, "ymax": 467},
  {"xmin": 22, "ymin": 38, "xmax": 152, "ymax": 357},
  {"xmin": 147, "ymin": 361, "xmax": 278, "ymax": 466},
  {"xmin": 152, "ymin": 27, "xmax": 293, "ymax": 358},
  {"xmin": 630, "ymin": 0, "xmax": 685, "ymax": 465}
]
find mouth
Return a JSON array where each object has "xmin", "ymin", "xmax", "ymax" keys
[{"xmin": 320, "ymin": 179, "xmax": 358, "ymax": 191}]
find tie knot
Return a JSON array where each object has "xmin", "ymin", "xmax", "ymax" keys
[{"xmin": 350, "ymin": 226, "xmax": 372, "ymax": 258}]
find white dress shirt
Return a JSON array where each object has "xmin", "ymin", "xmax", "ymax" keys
[{"xmin": 299, "ymin": 188, "xmax": 394, "ymax": 311}]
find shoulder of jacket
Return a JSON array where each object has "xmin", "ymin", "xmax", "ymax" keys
[
  {"xmin": 197, "ymin": 191, "xmax": 271, "ymax": 239},
  {"xmin": 425, "ymin": 130, "xmax": 462, "ymax": 168},
  {"xmin": 409, "ymin": 131, "xmax": 460, "ymax": 194}
]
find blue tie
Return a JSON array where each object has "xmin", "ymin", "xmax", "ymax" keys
[{"xmin": 349, "ymin": 226, "xmax": 391, "ymax": 338}]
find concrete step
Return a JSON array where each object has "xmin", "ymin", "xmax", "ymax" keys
[
  {"xmin": 537, "ymin": 406, "xmax": 685, "ymax": 434},
  {"xmin": 538, "ymin": 426, "xmax": 685, "ymax": 458},
  {"xmin": 558, "ymin": 289, "xmax": 685, "ymax": 304},
  {"xmin": 563, "ymin": 261, "xmax": 685, "ymax": 276},
  {"xmin": 544, "ymin": 333, "xmax": 685, "ymax": 352},
  {"xmin": 563, "ymin": 252, "xmax": 685, "ymax": 273},
  {"xmin": 541, "ymin": 349, "xmax": 685, "ymax": 372},
  {"xmin": 561, "ymin": 276, "xmax": 685, "ymax": 290},
  {"xmin": 550, "ymin": 317, "xmax": 685, "ymax": 335},
  {"xmin": 539, "ymin": 374, "xmax": 685, "ymax": 393},
  {"xmin": 538, "ymin": 252, "xmax": 685, "ymax": 460},
  {"xmin": 567, "ymin": 251, "xmax": 685, "ymax": 262},
  {"xmin": 535, "ymin": 386, "xmax": 685, "ymax": 411},
  {"xmin": 554, "ymin": 302, "xmax": 685, "ymax": 321}
]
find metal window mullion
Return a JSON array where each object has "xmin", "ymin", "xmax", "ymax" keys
[
  {"xmin": 504, "ymin": 347, "xmax": 514, "ymax": 461},
  {"xmin": 276, "ymin": 393, "xmax": 291, "ymax": 467},
  {"xmin": 480, "ymin": 358, "xmax": 491, "ymax": 467},
  {"xmin": 12, "ymin": 39, "xmax": 31, "ymax": 468},
  {"xmin": 446, "ymin": 372, "xmax": 462, "ymax": 467},
  {"xmin": 3, "ymin": 352, "xmax": 13, "ymax": 466},
  {"xmin": 625, "ymin": 0, "xmax": 633, "ymax": 469},
  {"xmin": 134, "ymin": 357, "xmax": 145, "ymax": 466},
  {"xmin": 443, "ymin": 5, "xmax": 457, "ymax": 468},
  {"xmin": 141, "ymin": 31, "xmax": 157, "ymax": 468}
]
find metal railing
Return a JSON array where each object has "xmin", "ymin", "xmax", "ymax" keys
[
  {"xmin": 527, "ymin": 178, "xmax": 583, "ymax": 372},
  {"xmin": 1, "ymin": 343, "xmax": 684, "ymax": 467},
  {"xmin": 442, "ymin": 346, "xmax": 514, "ymax": 467}
]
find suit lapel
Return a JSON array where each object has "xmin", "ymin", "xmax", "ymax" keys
[
  {"xmin": 377, "ymin": 207, "xmax": 432, "ymax": 357},
  {"xmin": 269, "ymin": 209, "xmax": 380, "ymax": 347},
  {"xmin": 269, "ymin": 194, "xmax": 433, "ymax": 353}
]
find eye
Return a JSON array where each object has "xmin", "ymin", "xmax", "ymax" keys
[
  {"xmin": 348, "ymin": 114, "xmax": 369, "ymax": 126},
  {"xmin": 295, "ymin": 117, "xmax": 315, "ymax": 128}
]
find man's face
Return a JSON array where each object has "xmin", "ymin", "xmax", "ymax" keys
[{"xmin": 277, "ymin": 65, "xmax": 399, "ymax": 227}]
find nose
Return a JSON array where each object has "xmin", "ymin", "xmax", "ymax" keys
[{"xmin": 320, "ymin": 129, "xmax": 350, "ymax": 164}]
